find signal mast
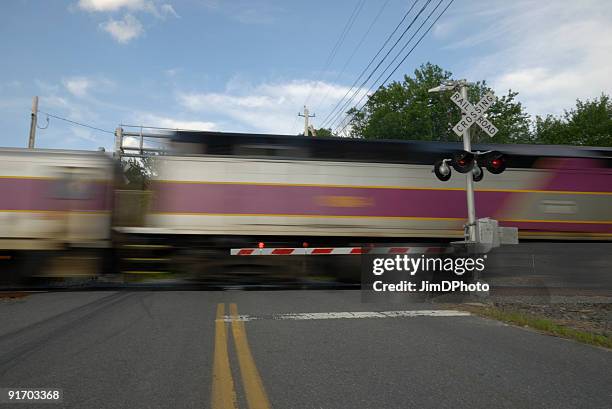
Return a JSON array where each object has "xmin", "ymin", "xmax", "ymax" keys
[{"xmin": 428, "ymin": 80, "xmax": 517, "ymax": 254}]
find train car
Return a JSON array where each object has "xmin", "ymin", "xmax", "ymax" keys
[
  {"xmin": 0, "ymin": 148, "xmax": 115, "ymax": 282},
  {"xmin": 111, "ymin": 131, "xmax": 611, "ymax": 281},
  {"xmin": 141, "ymin": 131, "xmax": 612, "ymax": 243}
]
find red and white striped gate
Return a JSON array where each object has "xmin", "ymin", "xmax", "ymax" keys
[{"xmin": 230, "ymin": 246, "xmax": 452, "ymax": 256}]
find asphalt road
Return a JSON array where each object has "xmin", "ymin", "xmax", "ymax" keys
[{"xmin": 0, "ymin": 291, "xmax": 610, "ymax": 409}]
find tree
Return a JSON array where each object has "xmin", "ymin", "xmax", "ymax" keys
[
  {"xmin": 122, "ymin": 157, "xmax": 155, "ymax": 190},
  {"xmin": 314, "ymin": 127, "xmax": 335, "ymax": 137},
  {"xmin": 347, "ymin": 62, "xmax": 532, "ymax": 144},
  {"xmin": 534, "ymin": 94, "xmax": 612, "ymax": 147}
]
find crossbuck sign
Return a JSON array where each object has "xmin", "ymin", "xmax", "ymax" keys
[{"xmin": 451, "ymin": 91, "xmax": 498, "ymax": 137}]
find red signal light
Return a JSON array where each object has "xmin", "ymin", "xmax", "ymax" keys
[
  {"xmin": 484, "ymin": 152, "xmax": 506, "ymax": 174},
  {"xmin": 258, "ymin": 242, "xmax": 265, "ymax": 249},
  {"xmin": 451, "ymin": 150, "xmax": 475, "ymax": 173}
]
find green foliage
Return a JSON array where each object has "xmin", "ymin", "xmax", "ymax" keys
[
  {"xmin": 469, "ymin": 306, "xmax": 612, "ymax": 349},
  {"xmin": 315, "ymin": 127, "xmax": 335, "ymax": 137},
  {"xmin": 534, "ymin": 94, "xmax": 612, "ymax": 146},
  {"xmin": 122, "ymin": 157, "xmax": 155, "ymax": 190},
  {"xmin": 346, "ymin": 62, "xmax": 611, "ymax": 147}
]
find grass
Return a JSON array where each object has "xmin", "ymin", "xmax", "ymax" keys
[{"xmin": 461, "ymin": 305, "xmax": 612, "ymax": 349}]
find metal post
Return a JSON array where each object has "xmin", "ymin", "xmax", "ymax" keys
[
  {"xmin": 303, "ymin": 106, "xmax": 309, "ymax": 136},
  {"xmin": 460, "ymin": 83, "xmax": 477, "ymax": 242},
  {"xmin": 298, "ymin": 106, "xmax": 315, "ymax": 136},
  {"xmin": 139, "ymin": 126, "xmax": 144, "ymax": 156},
  {"xmin": 114, "ymin": 127, "xmax": 123, "ymax": 159},
  {"xmin": 28, "ymin": 96, "xmax": 38, "ymax": 148}
]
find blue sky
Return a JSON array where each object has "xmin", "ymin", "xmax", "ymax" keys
[{"xmin": 1, "ymin": 0, "xmax": 611, "ymax": 150}]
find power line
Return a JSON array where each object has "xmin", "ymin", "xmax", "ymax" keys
[
  {"xmin": 302, "ymin": 0, "xmax": 366, "ymax": 110},
  {"xmin": 38, "ymin": 110, "xmax": 114, "ymax": 134},
  {"xmin": 325, "ymin": 0, "xmax": 433, "ymax": 130},
  {"xmin": 319, "ymin": 0, "xmax": 424, "ymax": 129},
  {"xmin": 335, "ymin": 0, "xmax": 455, "ymax": 136},
  {"xmin": 312, "ymin": 0, "xmax": 391, "ymax": 118},
  {"xmin": 330, "ymin": 0, "xmax": 443, "ymax": 132},
  {"xmin": 335, "ymin": 0, "xmax": 452, "ymax": 135}
]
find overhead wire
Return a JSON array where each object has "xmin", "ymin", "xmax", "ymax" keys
[
  {"xmin": 335, "ymin": 0, "xmax": 455, "ymax": 136},
  {"xmin": 38, "ymin": 110, "xmax": 115, "ymax": 134},
  {"xmin": 330, "ymin": 0, "xmax": 442, "ymax": 131},
  {"xmin": 312, "ymin": 0, "xmax": 391, "ymax": 120},
  {"xmin": 301, "ymin": 0, "xmax": 366, "ymax": 113},
  {"xmin": 319, "ymin": 0, "xmax": 426, "ymax": 129}
]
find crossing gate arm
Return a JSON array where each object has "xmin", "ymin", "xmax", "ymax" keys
[{"xmin": 230, "ymin": 247, "xmax": 453, "ymax": 256}]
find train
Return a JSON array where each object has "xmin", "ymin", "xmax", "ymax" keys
[{"xmin": 1, "ymin": 131, "xmax": 611, "ymax": 283}]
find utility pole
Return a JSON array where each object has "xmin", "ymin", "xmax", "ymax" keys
[
  {"xmin": 298, "ymin": 106, "xmax": 315, "ymax": 136},
  {"xmin": 28, "ymin": 96, "xmax": 38, "ymax": 148},
  {"xmin": 114, "ymin": 127, "xmax": 123, "ymax": 159}
]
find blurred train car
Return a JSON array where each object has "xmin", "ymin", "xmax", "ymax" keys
[
  {"xmin": 3, "ymin": 133, "xmax": 610, "ymax": 284},
  {"xmin": 144, "ymin": 131, "xmax": 612, "ymax": 240},
  {"xmin": 116, "ymin": 131, "xmax": 612, "ymax": 280},
  {"xmin": 0, "ymin": 148, "xmax": 115, "ymax": 283}
]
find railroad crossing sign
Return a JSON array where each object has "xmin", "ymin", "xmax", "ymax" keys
[{"xmin": 451, "ymin": 91, "xmax": 498, "ymax": 137}]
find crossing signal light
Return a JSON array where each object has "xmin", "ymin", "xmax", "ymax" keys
[
  {"xmin": 479, "ymin": 151, "xmax": 507, "ymax": 174},
  {"xmin": 434, "ymin": 151, "xmax": 507, "ymax": 182},
  {"xmin": 451, "ymin": 151, "xmax": 475, "ymax": 173},
  {"xmin": 433, "ymin": 159, "xmax": 452, "ymax": 182}
]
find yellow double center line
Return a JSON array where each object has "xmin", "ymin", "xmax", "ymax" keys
[{"xmin": 212, "ymin": 303, "xmax": 271, "ymax": 409}]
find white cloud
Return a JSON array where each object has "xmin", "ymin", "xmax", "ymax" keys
[
  {"xmin": 78, "ymin": 0, "xmax": 178, "ymax": 17},
  {"xmin": 100, "ymin": 14, "xmax": 144, "ymax": 43},
  {"xmin": 79, "ymin": 1, "xmax": 177, "ymax": 42},
  {"xmin": 134, "ymin": 113, "xmax": 217, "ymax": 131},
  {"xmin": 177, "ymin": 80, "xmax": 358, "ymax": 134},
  {"xmin": 78, "ymin": 0, "xmax": 147, "ymax": 12},
  {"xmin": 63, "ymin": 77, "xmax": 93, "ymax": 97},
  {"xmin": 444, "ymin": 0, "xmax": 612, "ymax": 116},
  {"xmin": 62, "ymin": 76, "xmax": 115, "ymax": 97}
]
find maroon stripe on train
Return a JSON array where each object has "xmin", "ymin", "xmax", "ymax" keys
[
  {"xmin": 150, "ymin": 182, "xmax": 514, "ymax": 219},
  {"xmin": 536, "ymin": 158, "xmax": 612, "ymax": 192},
  {"xmin": 150, "ymin": 181, "xmax": 612, "ymax": 233},
  {"xmin": 0, "ymin": 178, "xmax": 112, "ymax": 212}
]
